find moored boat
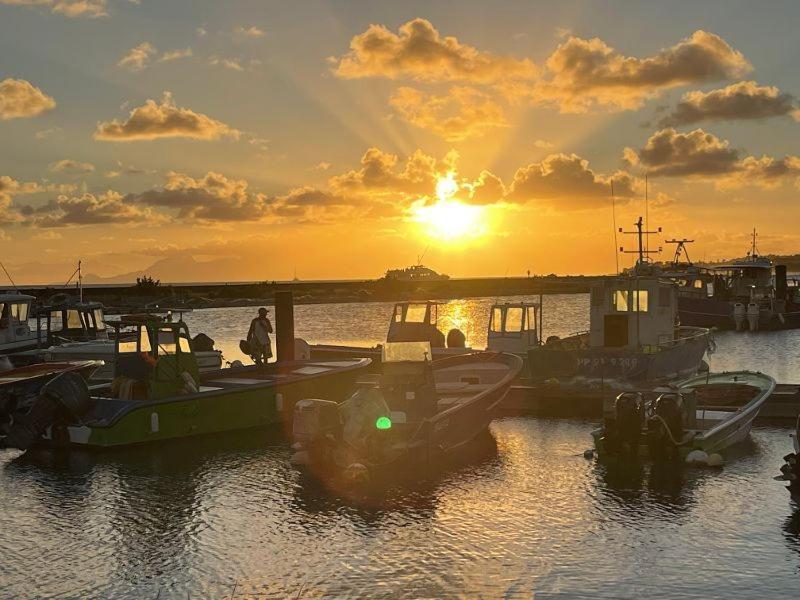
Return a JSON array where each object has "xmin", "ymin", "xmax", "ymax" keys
[
  {"xmin": 0, "ymin": 315, "xmax": 370, "ymax": 450},
  {"xmin": 291, "ymin": 341, "xmax": 523, "ymax": 483},
  {"xmin": 775, "ymin": 415, "xmax": 800, "ymax": 500},
  {"xmin": 592, "ymin": 371, "xmax": 775, "ymax": 462},
  {"xmin": 0, "ymin": 291, "xmax": 37, "ymax": 353}
]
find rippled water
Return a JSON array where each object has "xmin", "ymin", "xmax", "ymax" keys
[{"xmin": 2, "ymin": 295, "xmax": 800, "ymax": 598}]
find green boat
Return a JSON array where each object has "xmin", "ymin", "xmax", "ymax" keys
[{"xmin": 1, "ymin": 315, "xmax": 370, "ymax": 449}]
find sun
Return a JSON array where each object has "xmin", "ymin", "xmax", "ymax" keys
[{"xmin": 412, "ymin": 173, "xmax": 487, "ymax": 242}]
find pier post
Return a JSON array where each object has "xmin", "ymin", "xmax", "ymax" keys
[{"xmin": 275, "ymin": 290, "xmax": 295, "ymax": 362}]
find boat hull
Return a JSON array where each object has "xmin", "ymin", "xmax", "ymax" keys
[
  {"xmin": 528, "ymin": 331, "xmax": 709, "ymax": 384},
  {"xmin": 51, "ymin": 359, "xmax": 370, "ymax": 449},
  {"xmin": 678, "ymin": 296, "xmax": 800, "ymax": 330},
  {"xmin": 309, "ymin": 344, "xmax": 471, "ymax": 372}
]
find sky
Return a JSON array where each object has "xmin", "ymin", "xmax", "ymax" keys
[{"xmin": 1, "ymin": 0, "xmax": 800, "ymax": 284}]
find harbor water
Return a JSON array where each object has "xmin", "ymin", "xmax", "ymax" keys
[{"xmin": 2, "ymin": 295, "xmax": 800, "ymax": 598}]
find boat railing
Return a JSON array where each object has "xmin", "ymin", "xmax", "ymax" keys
[{"xmin": 656, "ymin": 326, "xmax": 709, "ymax": 350}]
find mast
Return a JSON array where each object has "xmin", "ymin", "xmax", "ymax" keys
[
  {"xmin": 751, "ymin": 228, "xmax": 758, "ymax": 259},
  {"xmin": 619, "ymin": 217, "xmax": 661, "ymax": 267},
  {"xmin": 665, "ymin": 239, "xmax": 694, "ymax": 266},
  {"xmin": 78, "ymin": 260, "xmax": 83, "ymax": 303}
]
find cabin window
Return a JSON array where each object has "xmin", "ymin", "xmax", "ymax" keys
[
  {"xmin": 405, "ymin": 304, "xmax": 427, "ymax": 323},
  {"xmin": 140, "ymin": 327, "xmax": 152, "ymax": 353},
  {"xmin": 93, "ymin": 309, "xmax": 106, "ymax": 331},
  {"xmin": 66, "ymin": 309, "xmax": 82, "ymax": 329},
  {"xmin": 179, "ymin": 335, "xmax": 191, "ymax": 353},
  {"xmin": 632, "ymin": 290, "xmax": 648, "ymax": 312},
  {"xmin": 490, "ymin": 307, "xmax": 503, "ymax": 332},
  {"xmin": 614, "ymin": 291, "xmax": 630, "ymax": 312},
  {"xmin": 659, "ymin": 287, "xmax": 671, "ymax": 307},
  {"xmin": 527, "ymin": 306, "xmax": 537, "ymax": 331},
  {"xmin": 50, "ymin": 310, "xmax": 63, "ymax": 331},
  {"xmin": 614, "ymin": 290, "xmax": 648, "ymax": 312},
  {"xmin": 0, "ymin": 304, "xmax": 5, "ymax": 327},
  {"xmin": 156, "ymin": 328, "xmax": 177, "ymax": 355},
  {"xmin": 693, "ymin": 279, "xmax": 703, "ymax": 289},
  {"xmin": 10, "ymin": 303, "xmax": 29, "ymax": 322},
  {"xmin": 506, "ymin": 307, "xmax": 524, "ymax": 332}
]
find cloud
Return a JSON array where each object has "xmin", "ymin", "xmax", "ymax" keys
[
  {"xmin": 0, "ymin": 175, "xmax": 41, "ymax": 223},
  {"xmin": 389, "ymin": 86, "xmax": 508, "ymax": 141},
  {"xmin": 209, "ymin": 56, "xmax": 244, "ymax": 72},
  {"xmin": 0, "ymin": 78, "xmax": 56, "ymax": 120},
  {"xmin": 49, "ymin": 159, "xmax": 95, "ymax": 174},
  {"xmin": 625, "ymin": 128, "xmax": 740, "ymax": 176},
  {"xmin": 533, "ymin": 139, "xmax": 555, "ymax": 150},
  {"xmin": 659, "ymin": 81, "xmax": 799, "ymax": 126},
  {"xmin": 105, "ymin": 161, "xmax": 151, "ymax": 178},
  {"xmin": 507, "ymin": 153, "xmax": 638, "ymax": 209},
  {"xmin": 1, "ymin": 0, "xmax": 107, "ymax": 18},
  {"xmin": 118, "ymin": 42, "xmax": 156, "ymax": 71},
  {"xmin": 627, "ymin": 127, "xmax": 800, "ymax": 188},
  {"xmin": 465, "ymin": 171, "xmax": 506, "ymax": 205},
  {"xmin": 235, "ymin": 25, "xmax": 264, "ymax": 38},
  {"xmin": 35, "ymin": 126, "xmax": 63, "ymax": 139},
  {"xmin": 26, "ymin": 191, "xmax": 156, "ymax": 227},
  {"xmin": 135, "ymin": 171, "xmax": 274, "ymax": 221},
  {"xmin": 158, "ymin": 47, "xmax": 193, "ymax": 63},
  {"xmin": 333, "ymin": 18, "xmax": 537, "ymax": 83},
  {"xmin": 536, "ymin": 30, "xmax": 751, "ymax": 112},
  {"xmin": 94, "ymin": 92, "xmax": 240, "ymax": 141}
]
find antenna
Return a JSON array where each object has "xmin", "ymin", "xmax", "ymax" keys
[
  {"xmin": 417, "ymin": 245, "xmax": 429, "ymax": 266},
  {"xmin": 665, "ymin": 239, "xmax": 694, "ymax": 265},
  {"xmin": 64, "ymin": 260, "xmax": 83, "ymax": 301},
  {"xmin": 0, "ymin": 262, "xmax": 19, "ymax": 291},
  {"xmin": 619, "ymin": 216, "xmax": 661, "ymax": 266},
  {"xmin": 611, "ymin": 181, "xmax": 619, "ymax": 275},
  {"xmin": 644, "ymin": 173, "xmax": 649, "ymax": 255},
  {"xmin": 751, "ymin": 228, "xmax": 758, "ymax": 258}
]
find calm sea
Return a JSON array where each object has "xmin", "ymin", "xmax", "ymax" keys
[{"xmin": 1, "ymin": 295, "xmax": 799, "ymax": 598}]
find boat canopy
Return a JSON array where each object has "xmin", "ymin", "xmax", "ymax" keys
[
  {"xmin": 386, "ymin": 301, "xmax": 446, "ymax": 347},
  {"xmin": 589, "ymin": 276, "xmax": 677, "ymax": 349},
  {"xmin": 487, "ymin": 302, "xmax": 539, "ymax": 354},
  {"xmin": 37, "ymin": 299, "xmax": 108, "ymax": 343},
  {"xmin": 0, "ymin": 292, "xmax": 36, "ymax": 350}
]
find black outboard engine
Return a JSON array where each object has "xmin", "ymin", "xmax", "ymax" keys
[
  {"xmin": 647, "ymin": 393, "xmax": 684, "ymax": 462},
  {"xmin": 604, "ymin": 392, "xmax": 644, "ymax": 455},
  {"xmin": 0, "ymin": 371, "xmax": 92, "ymax": 450}
]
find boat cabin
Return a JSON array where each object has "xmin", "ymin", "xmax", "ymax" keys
[
  {"xmin": 487, "ymin": 302, "xmax": 539, "ymax": 354},
  {"xmin": 112, "ymin": 315, "xmax": 199, "ymax": 400},
  {"xmin": 711, "ymin": 257, "xmax": 773, "ymax": 301},
  {"xmin": 38, "ymin": 299, "xmax": 109, "ymax": 344},
  {"xmin": 589, "ymin": 277, "xmax": 677, "ymax": 350},
  {"xmin": 0, "ymin": 291, "xmax": 37, "ymax": 352},
  {"xmin": 386, "ymin": 301, "xmax": 446, "ymax": 347}
]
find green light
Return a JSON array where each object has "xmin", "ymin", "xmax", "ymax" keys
[{"xmin": 375, "ymin": 416, "xmax": 392, "ymax": 430}]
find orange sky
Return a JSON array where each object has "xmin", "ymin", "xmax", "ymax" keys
[{"xmin": 2, "ymin": 3, "xmax": 800, "ymax": 283}]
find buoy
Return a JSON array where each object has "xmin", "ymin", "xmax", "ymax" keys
[
  {"xmin": 685, "ymin": 450, "xmax": 709, "ymax": 465},
  {"xmin": 706, "ymin": 453, "xmax": 724, "ymax": 467},
  {"xmin": 583, "ymin": 449, "xmax": 594, "ymax": 459}
]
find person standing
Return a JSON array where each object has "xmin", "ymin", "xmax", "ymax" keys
[{"xmin": 247, "ymin": 307, "xmax": 273, "ymax": 366}]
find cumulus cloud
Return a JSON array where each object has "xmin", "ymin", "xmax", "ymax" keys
[
  {"xmin": 1, "ymin": 0, "xmax": 107, "ymax": 18},
  {"xmin": 0, "ymin": 175, "xmax": 41, "ymax": 223},
  {"xmin": 105, "ymin": 161, "xmax": 151, "ymax": 178},
  {"xmin": 333, "ymin": 18, "xmax": 537, "ymax": 83},
  {"xmin": 49, "ymin": 159, "xmax": 95, "ymax": 174},
  {"xmin": 0, "ymin": 78, "xmax": 56, "ymax": 120},
  {"xmin": 94, "ymin": 92, "xmax": 240, "ymax": 141},
  {"xmin": 626, "ymin": 127, "xmax": 800, "ymax": 188},
  {"xmin": 158, "ymin": 47, "xmax": 193, "ymax": 63},
  {"xmin": 507, "ymin": 153, "xmax": 638, "ymax": 209},
  {"xmin": 536, "ymin": 30, "xmax": 751, "ymax": 112},
  {"xmin": 389, "ymin": 86, "xmax": 508, "ymax": 141},
  {"xmin": 659, "ymin": 81, "xmax": 799, "ymax": 126},
  {"xmin": 26, "ymin": 191, "xmax": 155, "ymax": 227},
  {"xmin": 465, "ymin": 171, "xmax": 506, "ymax": 205},
  {"xmin": 118, "ymin": 42, "xmax": 156, "ymax": 71}
]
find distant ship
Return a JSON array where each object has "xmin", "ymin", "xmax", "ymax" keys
[{"xmin": 382, "ymin": 264, "xmax": 449, "ymax": 282}]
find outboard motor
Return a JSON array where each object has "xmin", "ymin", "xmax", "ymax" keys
[
  {"xmin": 776, "ymin": 417, "xmax": 800, "ymax": 499},
  {"xmin": 446, "ymin": 328, "xmax": 466, "ymax": 349},
  {"xmin": 1, "ymin": 371, "xmax": 92, "ymax": 450},
  {"xmin": 290, "ymin": 398, "xmax": 341, "ymax": 466},
  {"xmin": 746, "ymin": 302, "xmax": 760, "ymax": 331},
  {"xmin": 733, "ymin": 303, "xmax": 745, "ymax": 331},
  {"xmin": 191, "ymin": 332, "xmax": 215, "ymax": 352},
  {"xmin": 647, "ymin": 393, "xmax": 684, "ymax": 462},
  {"xmin": 608, "ymin": 392, "xmax": 644, "ymax": 455}
]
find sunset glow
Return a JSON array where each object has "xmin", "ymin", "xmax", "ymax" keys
[{"xmin": 412, "ymin": 173, "xmax": 487, "ymax": 242}]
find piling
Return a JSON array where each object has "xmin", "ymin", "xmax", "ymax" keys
[{"xmin": 275, "ymin": 290, "xmax": 295, "ymax": 362}]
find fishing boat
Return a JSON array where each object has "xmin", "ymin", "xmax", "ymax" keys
[
  {"xmin": 529, "ymin": 274, "xmax": 712, "ymax": 384},
  {"xmin": 0, "ymin": 291, "xmax": 37, "ymax": 353},
  {"xmin": 0, "ymin": 315, "xmax": 370, "ymax": 450},
  {"xmin": 307, "ymin": 300, "xmax": 539, "ymax": 371},
  {"xmin": 592, "ymin": 371, "xmax": 775, "ymax": 462},
  {"xmin": 290, "ymin": 341, "xmax": 523, "ymax": 483},
  {"xmin": 38, "ymin": 302, "xmax": 222, "ymax": 380},
  {"xmin": 775, "ymin": 416, "xmax": 800, "ymax": 500}
]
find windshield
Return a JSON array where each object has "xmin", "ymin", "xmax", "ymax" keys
[{"xmin": 404, "ymin": 304, "xmax": 428, "ymax": 323}]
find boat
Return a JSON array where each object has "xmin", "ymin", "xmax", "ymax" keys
[
  {"xmin": 0, "ymin": 359, "xmax": 102, "ymax": 449},
  {"xmin": 0, "ymin": 315, "xmax": 371, "ymax": 450},
  {"xmin": 0, "ymin": 291, "xmax": 38, "ymax": 353},
  {"xmin": 307, "ymin": 300, "xmax": 540, "ymax": 371},
  {"xmin": 592, "ymin": 370, "xmax": 775, "ymax": 462},
  {"xmin": 382, "ymin": 264, "xmax": 449, "ymax": 282},
  {"xmin": 291, "ymin": 341, "xmax": 522, "ymax": 482},
  {"xmin": 37, "ymin": 301, "xmax": 222, "ymax": 380},
  {"xmin": 775, "ymin": 415, "xmax": 800, "ymax": 500},
  {"xmin": 528, "ymin": 274, "xmax": 712, "ymax": 385}
]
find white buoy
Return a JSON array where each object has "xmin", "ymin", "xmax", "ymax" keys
[
  {"xmin": 685, "ymin": 450, "xmax": 708, "ymax": 465},
  {"xmin": 706, "ymin": 453, "xmax": 724, "ymax": 467}
]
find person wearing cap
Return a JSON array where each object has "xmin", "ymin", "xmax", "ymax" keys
[{"xmin": 247, "ymin": 307, "xmax": 273, "ymax": 366}]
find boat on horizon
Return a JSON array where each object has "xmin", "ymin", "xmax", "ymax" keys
[
  {"xmin": 0, "ymin": 314, "xmax": 370, "ymax": 450},
  {"xmin": 592, "ymin": 370, "xmax": 775, "ymax": 462},
  {"xmin": 290, "ymin": 341, "xmax": 523, "ymax": 484}
]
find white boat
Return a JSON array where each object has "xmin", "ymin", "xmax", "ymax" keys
[
  {"xmin": 0, "ymin": 291, "xmax": 38, "ymax": 353},
  {"xmin": 593, "ymin": 370, "xmax": 775, "ymax": 461}
]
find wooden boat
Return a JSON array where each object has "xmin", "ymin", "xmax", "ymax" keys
[
  {"xmin": 529, "ymin": 275, "xmax": 711, "ymax": 385},
  {"xmin": 0, "ymin": 291, "xmax": 38, "ymax": 353},
  {"xmin": 775, "ymin": 415, "xmax": 800, "ymax": 500},
  {"xmin": 0, "ymin": 315, "xmax": 370, "ymax": 450},
  {"xmin": 291, "ymin": 341, "xmax": 523, "ymax": 482},
  {"xmin": 592, "ymin": 371, "xmax": 775, "ymax": 462},
  {"xmin": 307, "ymin": 300, "xmax": 539, "ymax": 372}
]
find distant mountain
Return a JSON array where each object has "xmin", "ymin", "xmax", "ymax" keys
[{"xmin": 82, "ymin": 256, "xmax": 265, "ymax": 285}]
